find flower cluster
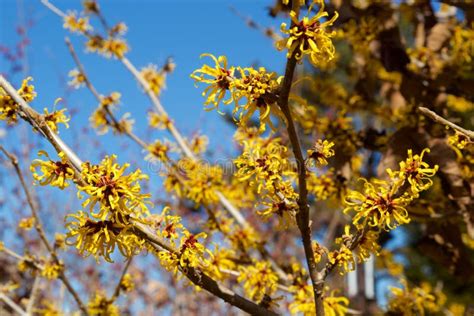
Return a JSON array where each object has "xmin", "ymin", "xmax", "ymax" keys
[
  {"xmin": 0, "ymin": 77, "xmax": 36, "ymax": 124},
  {"xmin": 149, "ymin": 207, "xmax": 211, "ymax": 274},
  {"xmin": 78, "ymin": 155, "xmax": 151, "ymax": 223},
  {"xmin": 237, "ymin": 261, "xmax": 278, "ymax": 302},
  {"xmin": 63, "ymin": 11, "xmax": 90, "ymax": 34},
  {"xmin": 387, "ymin": 279, "xmax": 441, "ymax": 316},
  {"xmin": 87, "ymin": 292, "xmax": 119, "ymax": 316},
  {"xmin": 163, "ymin": 158, "xmax": 224, "ymax": 206},
  {"xmin": 289, "ymin": 265, "xmax": 349, "ymax": 316},
  {"xmin": 276, "ymin": 0, "xmax": 338, "ymax": 67},
  {"xmin": 65, "ymin": 211, "xmax": 145, "ymax": 262},
  {"xmin": 234, "ymin": 134, "xmax": 298, "ymax": 226},
  {"xmin": 191, "ymin": 54, "xmax": 283, "ymax": 131}
]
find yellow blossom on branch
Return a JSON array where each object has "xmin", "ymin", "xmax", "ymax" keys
[
  {"xmin": 0, "ymin": 76, "xmax": 36, "ymax": 124},
  {"xmin": 30, "ymin": 151, "xmax": 75, "ymax": 189},
  {"xmin": 141, "ymin": 64, "xmax": 167, "ymax": 96},
  {"xmin": 232, "ymin": 66, "xmax": 283, "ymax": 132},
  {"xmin": 277, "ymin": 0, "xmax": 338, "ymax": 67},
  {"xmin": 43, "ymin": 105, "xmax": 70, "ymax": 133},
  {"xmin": 307, "ymin": 139, "xmax": 335, "ymax": 166},
  {"xmin": 237, "ymin": 261, "xmax": 278, "ymax": 302},
  {"xmin": 78, "ymin": 155, "xmax": 151, "ymax": 224},
  {"xmin": 344, "ymin": 179, "xmax": 410, "ymax": 231},
  {"xmin": 191, "ymin": 54, "xmax": 235, "ymax": 110},
  {"xmin": 40, "ymin": 261, "xmax": 64, "ymax": 280},
  {"xmin": 148, "ymin": 112, "xmax": 171, "ymax": 129},
  {"xmin": 387, "ymin": 149, "xmax": 438, "ymax": 196},
  {"xmin": 328, "ymin": 245, "xmax": 355, "ymax": 275},
  {"xmin": 68, "ymin": 68, "xmax": 86, "ymax": 89},
  {"xmin": 87, "ymin": 292, "xmax": 119, "ymax": 316},
  {"xmin": 18, "ymin": 217, "xmax": 35, "ymax": 231},
  {"xmin": 63, "ymin": 11, "xmax": 90, "ymax": 34},
  {"xmin": 65, "ymin": 211, "xmax": 144, "ymax": 262},
  {"xmin": 120, "ymin": 273, "xmax": 135, "ymax": 292}
]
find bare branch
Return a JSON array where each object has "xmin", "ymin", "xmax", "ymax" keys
[{"xmin": 418, "ymin": 107, "xmax": 474, "ymax": 140}]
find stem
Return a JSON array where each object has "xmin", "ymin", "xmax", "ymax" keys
[
  {"xmin": 110, "ymin": 257, "xmax": 133, "ymax": 302},
  {"xmin": 0, "ymin": 293, "xmax": 27, "ymax": 316},
  {"xmin": 418, "ymin": 106, "xmax": 474, "ymax": 140},
  {"xmin": 0, "ymin": 145, "xmax": 89, "ymax": 315},
  {"xmin": 277, "ymin": 41, "xmax": 324, "ymax": 316}
]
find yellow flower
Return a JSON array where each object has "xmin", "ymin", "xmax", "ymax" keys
[
  {"xmin": 306, "ymin": 171, "xmax": 339, "ymax": 201},
  {"xmin": 78, "ymin": 155, "xmax": 151, "ymax": 224},
  {"xmin": 344, "ymin": 179, "xmax": 410, "ymax": 231},
  {"xmin": 101, "ymin": 37, "xmax": 129, "ymax": 59},
  {"xmin": 150, "ymin": 207, "xmax": 184, "ymax": 244},
  {"xmin": 63, "ymin": 11, "xmax": 90, "ymax": 34},
  {"xmin": 68, "ymin": 68, "xmax": 86, "ymax": 89},
  {"xmin": 227, "ymin": 226, "xmax": 260, "ymax": 251},
  {"xmin": 30, "ymin": 151, "xmax": 75, "ymax": 189},
  {"xmin": 0, "ymin": 241, "xmax": 4, "ymax": 251},
  {"xmin": 206, "ymin": 245, "xmax": 237, "ymax": 280},
  {"xmin": 276, "ymin": 0, "xmax": 338, "ymax": 66},
  {"xmin": 388, "ymin": 149, "xmax": 438, "ymax": 195},
  {"xmin": 43, "ymin": 106, "xmax": 70, "ymax": 133},
  {"xmin": 90, "ymin": 107, "xmax": 109, "ymax": 134},
  {"xmin": 356, "ymin": 229, "xmax": 380, "ymax": 262},
  {"xmin": 40, "ymin": 261, "xmax": 63, "ymax": 280},
  {"xmin": 148, "ymin": 112, "xmax": 171, "ymax": 129},
  {"xmin": 110, "ymin": 22, "xmax": 128, "ymax": 36},
  {"xmin": 18, "ymin": 217, "xmax": 35, "ymax": 231},
  {"xmin": 35, "ymin": 300, "xmax": 62, "ymax": 316},
  {"xmin": 120, "ymin": 273, "xmax": 134, "ymax": 292},
  {"xmin": 448, "ymin": 132, "xmax": 471, "ymax": 150},
  {"xmin": 145, "ymin": 140, "xmax": 170, "ymax": 162},
  {"xmin": 100, "ymin": 92, "xmax": 121, "ymax": 108},
  {"xmin": 233, "ymin": 67, "xmax": 283, "ymax": 131},
  {"xmin": 141, "ymin": 64, "xmax": 166, "ymax": 96},
  {"xmin": 387, "ymin": 279, "xmax": 439, "ymax": 316},
  {"xmin": 87, "ymin": 292, "xmax": 119, "ymax": 316},
  {"xmin": 289, "ymin": 286, "xmax": 349, "ymax": 316},
  {"xmin": 178, "ymin": 158, "xmax": 223, "ymax": 205},
  {"xmin": 376, "ymin": 249, "xmax": 404, "ymax": 276},
  {"xmin": 328, "ymin": 245, "xmax": 355, "ymax": 275},
  {"xmin": 54, "ymin": 233, "xmax": 67, "ymax": 250},
  {"xmin": 157, "ymin": 230, "xmax": 210, "ymax": 275},
  {"xmin": 307, "ymin": 139, "xmax": 335, "ymax": 166},
  {"xmin": 65, "ymin": 211, "xmax": 144, "ymax": 262},
  {"xmin": 191, "ymin": 54, "xmax": 235, "ymax": 110},
  {"xmin": 85, "ymin": 35, "xmax": 105, "ymax": 54},
  {"xmin": 189, "ymin": 135, "xmax": 209, "ymax": 155},
  {"xmin": 237, "ymin": 261, "xmax": 278, "ymax": 302},
  {"xmin": 0, "ymin": 76, "xmax": 36, "ymax": 124}
]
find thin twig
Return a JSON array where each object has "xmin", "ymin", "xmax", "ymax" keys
[
  {"xmin": 26, "ymin": 276, "xmax": 41, "ymax": 314},
  {"xmin": 110, "ymin": 257, "xmax": 133, "ymax": 302},
  {"xmin": 0, "ymin": 145, "xmax": 89, "ymax": 315},
  {"xmin": 0, "ymin": 293, "xmax": 27, "ymax": 316},
  {"xmin": 419, "ymin": 107, "xmax": 474, "ymax": 139}
]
